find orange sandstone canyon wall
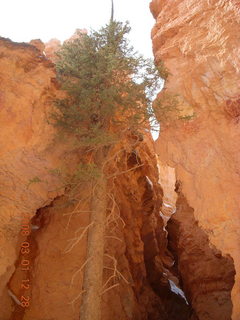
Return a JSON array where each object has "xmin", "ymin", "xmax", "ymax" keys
[
  {"xmin": 150, "ymin": 0, "xmax": 240, "ymax": 319},
  {"xmin": 2, "ymin": 2, "xmax": 239, "ymax": 316},
  {"xmin": 0, "ymin": 37, "xmax": 68, "ymax": 319},
  {"xmin": 0, "ymin": 37, "xmax": 191, "ymax": 319}
]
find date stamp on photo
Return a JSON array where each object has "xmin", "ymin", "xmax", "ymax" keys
[{"xmin": 19, "ymin": 213, "xmax": 32, "ymax": 308}]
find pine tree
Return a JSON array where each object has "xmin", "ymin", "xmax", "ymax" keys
[
  {"xmin": 53, "ymin": 17, "xmax": 160, "ymax": 320},
  {"xmin": 54, "ymin": 21, "xmax": 160, "ymax": 147}
]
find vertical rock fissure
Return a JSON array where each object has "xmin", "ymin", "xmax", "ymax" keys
[
  {"xmin": 140, "ymin": 176, "xmax": 192, "ymax": 320},
  {"xmin": 167, "ymin": 187, "xmax": 236, "ymax": 320},
  {"xmin": 8, "ymin": 199, "xmax": 58, "ymax": 320}
]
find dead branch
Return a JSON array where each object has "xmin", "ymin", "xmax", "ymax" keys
[
  {"xmin": 104, "ymin": 254, "xmax": 117, "ymax": 269},
  {"xmin": 104, "ymin": 254, "xmax": 130, "ymax": 285},
  {"xmin": 64, "ymin": 182, "xmax": 97, "ymax": 231},
  {"xmin": 104, "ymin": 266, "xmax": 130, "ymax": 285},
  {"xmin": 64, "ymin": 210, "xmax": 92, "ymax": 216},
  {"xmin": 101, "ymin": 130, "xmax": 144, "ymax": 175},
  {"xmin": 102, "ymin": 274, "xmax": 117, "ymax": 290},
  {"xmin": 104, "ymin": 235, "xmax": 123, "ymax": 243},
  {"xmin": 70, "ymin": 257, "xmax": 93, "ymax": 288},
  {"xmin": 64, "ymin": 222, "xmax": 94, "ymax": 254},
  {"xmin": 101, "ymin": 283, "xmax": 120, "ymax": 295},
  {"xmin": 107, "ymin": 163, "xmax": 144, "ymax": 179},
  {"xmin": 101, "ymin": 147, "xmax": 126, "ymax": 173},
  {"xmin": 68, "ymin": 289, "xmax": 86, "ymax": 308},
  {"xmin": 106, "ymin": 193, "xmax": 125, "ymax": 229},
  {"xmin": 64, "ymin": 194, "xmax": 92, "ymax": 231},
  {"xmin": 105, "ymin": 195, "xmax": 118, "ymax": 232}
]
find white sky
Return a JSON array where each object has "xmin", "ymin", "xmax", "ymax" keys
[{"xmin": 0, "ymin": 0, "xmax": 155, "ymax": 58}]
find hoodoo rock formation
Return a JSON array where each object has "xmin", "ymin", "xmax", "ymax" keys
[{"xmin": 150, "ymin": 0, "xmax": 240, "ymax": 319}]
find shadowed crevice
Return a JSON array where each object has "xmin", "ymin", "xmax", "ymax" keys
[{"xmin": 167, "ymin": 189, "xmax": 235, "ymax": 320}]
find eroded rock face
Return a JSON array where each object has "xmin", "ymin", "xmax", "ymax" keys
[
  {"xmin": 150, "ymin": 0, "xmax": 240, "ymax": 319},
  {"xmin": 0, "ymin": 36, "xmax": 191, "ymax": 319},
  {"xmin": 29, "ymin": 39, "xmax": 45, "ymax": 53},
  {"xmin": 0, "ymin": 37, "xmax": 70, "ymax": 318},
  {"xmin": 44, "ymin": 38, "xmax": 61, "ymax": 62},
  {"xmin": 168, "ymin": 191, "xmax": 235, "ymax": 320},
  {"xmin": 44, "ymin": 29, "xmax": 88, "ymax": 62},
  {"xmin": 8, "ymin": 139, "xmax": 190, "ymax": 320}
]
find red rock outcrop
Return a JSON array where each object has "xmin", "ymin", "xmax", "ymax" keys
[
  {"xmin": 4, "ymin": 2, "xmax": 239, "ymax": 314},
  {"xmin": 8, "ymin": 138, "xmax": 191, "ymax": 320},
  {"xmin": 44, "ymin": 38, "xmax": 61, "ymax": 62},
  {"xmin": 44, "ymin": 29, "xmax": 88, "ymax": 62},
  {"xmin": 150, "ymin": 0, "xmax": 240, "ymax": 319},
  {"xmin": 0, "ymin": 37, "xmax": 74, "ymax": 319},
  {"xmin": 0, "ymin": 36, "xmax": 191, "ymax": 320},
  {"xmin": 29, "ymin": 39, "xmax": 45, "ymax": 53},
  {"xmin": 168, "ymin": 190, "xmax": 235, "ymax": 320}
]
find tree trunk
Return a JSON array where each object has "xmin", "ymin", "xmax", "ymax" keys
[{"xmin": 80, "ymin": 151, "xmax": 107, "ymax": 320}]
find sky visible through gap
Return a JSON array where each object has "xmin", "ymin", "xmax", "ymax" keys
[{"xmin": 0, "ymin": 0, "xmax": 155, "ymax": 58}]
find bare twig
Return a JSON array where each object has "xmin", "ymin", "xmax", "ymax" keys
[
  {"xmin": 68, "ymin": 289, "xmax": 86, "ymax": 308},
  {"xmin": 64, "ymin": 210, "xmax": 92, "ymax": 216},
  {"xmin": 104, "ymin": 254, "xmax": 130, "ymax": 285},
  {"xmin": 64, "ymin": 222, "xmax": 94, "ymax": 253},
  {"xmin": 104, "ymin": 266, "xmax": 130, "ymax": 285},
  {"xmin": 70, "ymin": 257, "xmax": 93, "ymax": 288},
  {"xmin": 105, "ymin": 195, "xmax": 118, "ymax": 231},
  {"xmin": 101, "ymin": 283, "xmax": 120, "ymax": 295},
  {"xmin": 101, "ymin": 147, "xmax": 126, "ymax": 173},
  {"xmin": 101, "ymin": 130, "xmax": 144, "ymax": 175},
  {"xmin": 106, "ymin": 193, "xmax": 125, "ymax": 229},
  {"xmin": 105, "ymin": 235, "xmax": 123, "ymax": 242},
  {"xmin": 107, "ymin": 163, "xmax": 144, "ymax": 179},
  {"xmin": 64, "ymin": 182, "xmax": 97, "ymax": 231},
  {"xmin": 102, "ymin": 274, "xmax": 116, "ymax": 290},
  {"xmin": 64, "ymin": 194, "xmax": 92, "ymax": 231}
]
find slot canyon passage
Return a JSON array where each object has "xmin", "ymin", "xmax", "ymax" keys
[{"xmin": 0, "ymin": 0, "xmax": 240, "ymax": 319}]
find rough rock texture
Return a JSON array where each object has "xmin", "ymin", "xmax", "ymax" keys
[
  {"xmin": 44, "ymin": 29, "xmax": 88, "ymax": 62},
  {"xmin": 0, "ymin": 36, "xmax": 191, "ymax": 319},
  {"xmin": 0, "ymin": 37, "xmax": 73, "ymax": 318},
  {"xmin": 168, "ymin": 190, "xmax": 235, "ymax": 320},
  {"xmin": 8, "ymin": 140, "xmax": 190, "ymax": 320},
  {"xmin": 150, "ymin": 0, "xmax": 240, "ymax": 319},
  {"xmin": 44, "ymin": 38, "xmax": 61, "ymax": 62},
  {"xmin": 158, "ymin": 162, "xmax": 177, "ymax": 228},
  {"xmin": 29, "ymin": 39, "xmax": 45, "ymax": 53}
]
